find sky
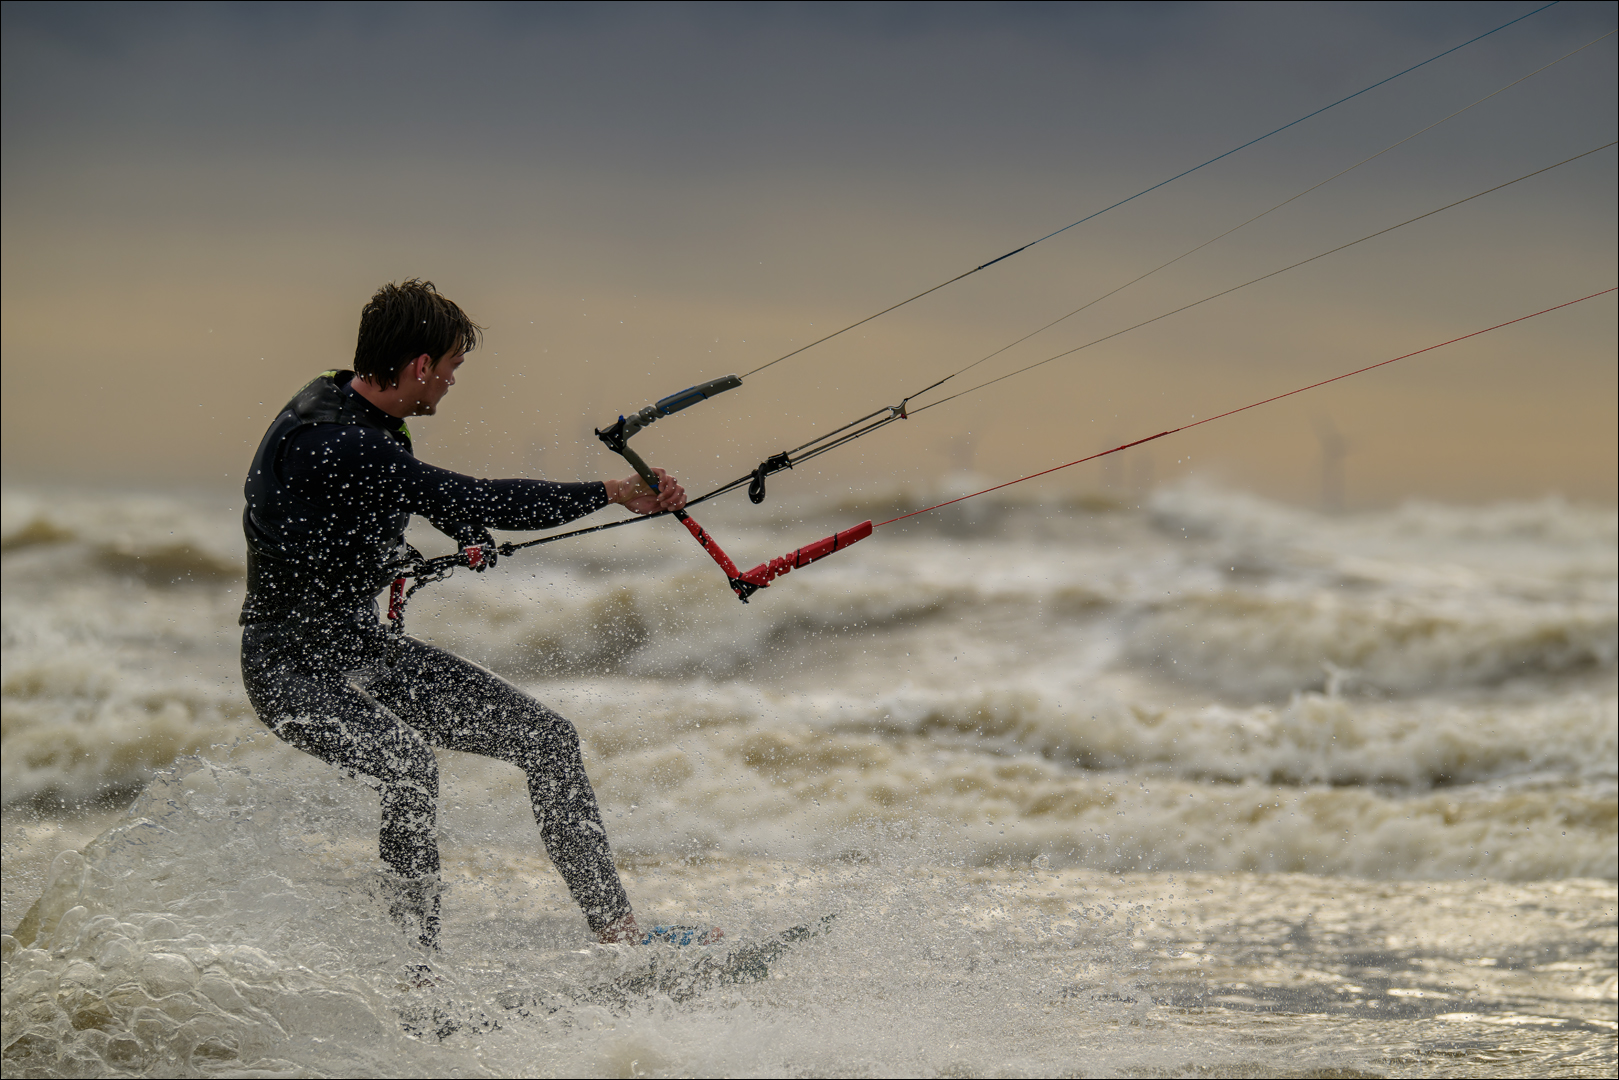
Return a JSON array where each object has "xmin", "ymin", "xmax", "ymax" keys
[{"xmin": 2, "ymin": 1, "xmax": 1615, "ymax": 508}]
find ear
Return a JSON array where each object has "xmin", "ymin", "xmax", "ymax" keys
[{"xmin": 411, "ymin": 353, "xmax": 433, "ymax": 381}]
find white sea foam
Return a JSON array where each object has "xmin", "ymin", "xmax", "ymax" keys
[
  {"xmin": 3, "ymin": 758, "xmax": 1613, "ymax": 1078},
  {"xmin": 3, "ymin": 482, "xmax": 1613, "ymax": 884}
]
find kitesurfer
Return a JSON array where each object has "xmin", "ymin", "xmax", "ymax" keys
[{"xmin": 238, "ymin": 279, "xmax": 678, "ymax": 950}]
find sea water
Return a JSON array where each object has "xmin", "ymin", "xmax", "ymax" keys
[{"xmin": 2, "ymin": 481, "xmax": 1614, "ymax": 1077}]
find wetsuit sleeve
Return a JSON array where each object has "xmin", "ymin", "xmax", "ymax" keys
[
  {"xmin": 282, "ymin": 424, "xmax": 610, "ymax": 533},
  {"xmin": 409, "ymin": 464, "xmax": 608, "ymax": 532}
]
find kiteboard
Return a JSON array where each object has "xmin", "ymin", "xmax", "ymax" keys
[{"xmin": 400, "ymin": 914, "xmax": 835, "ymax": 1040}]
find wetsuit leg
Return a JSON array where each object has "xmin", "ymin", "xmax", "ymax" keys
[
  {"xmin": 363, "ymin": 635, "xmax": 632, "ymax": 935},
  {"xmin": 240, "ymin": 623, "xmax": 442, "ymax": 881}
]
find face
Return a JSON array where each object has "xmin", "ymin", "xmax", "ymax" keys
[{"xmin": 411, "ymin": 350, "xmax": 465, "ymax": 416}]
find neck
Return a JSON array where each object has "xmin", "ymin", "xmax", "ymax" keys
[{"xmin": 351, "ymin": 375, "xmax": 418, "ymax": 419}]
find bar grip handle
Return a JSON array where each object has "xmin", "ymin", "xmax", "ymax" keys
[
  {"xmin": 655, "ymin": 374, "xmax": 742, "ymax": 416},
  {"xmin": 617, "ymin": 444, "xmax": 662, "ymax": 494}
]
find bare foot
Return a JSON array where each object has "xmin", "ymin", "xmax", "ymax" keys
[
  {"xmin": 598, "ymin": 912, "xmax": 642, "ymax": 944},
  {"xmin": 598, "ymin": 914, "xmax": 725, "ymax": 946}
]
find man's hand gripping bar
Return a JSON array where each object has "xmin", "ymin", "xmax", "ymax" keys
[
  {"xmin": 595, "ymin": 376, "xmax": 741, "ymax": 578},
  {"xmin": 595, "ymin": 373, "xmax": 742, "ymax": 512}
]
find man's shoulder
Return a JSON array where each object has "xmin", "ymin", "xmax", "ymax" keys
[
  {"xmin": 284, "ymin": 370, "xmax": 355, "ymax": 418},
  {"xmin": 283, "ymin": 372, "xmax": 405, "ymax": 440},
  {"xmin": 285, "ymin": 417, "xmax": 403, "ymax": 456}
]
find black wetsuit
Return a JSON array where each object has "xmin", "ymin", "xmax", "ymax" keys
[{"xmin": 239, "ymin": 371, "xmax": 631, "ymax": 939}]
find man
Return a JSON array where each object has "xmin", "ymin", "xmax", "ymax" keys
[{"xmin": 240, "ymin": 279, "xmax": 678, "ymax": 950}]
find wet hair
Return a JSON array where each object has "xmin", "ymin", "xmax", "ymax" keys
[{"xmin": 353, "ymin": 279, "xmax": 483, "ymax": 386}]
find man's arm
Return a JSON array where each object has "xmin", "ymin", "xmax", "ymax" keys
[
  {"xmin": 404, "ymin": 452, "xmax": 686, "ymax": 528},
  {"xmin": 284, "ymin": 424, "xmax": 683, "ymax": 537}
]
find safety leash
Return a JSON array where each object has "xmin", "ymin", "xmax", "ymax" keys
[{"xmin": 385, "ymin": 542, "xmax": 491, "ymax": 636}]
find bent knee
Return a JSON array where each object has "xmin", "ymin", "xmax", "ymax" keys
[
  {"xmin": 508, "ymin": 711, "xmax": 582, "ymax": 763},
  {"xmin": 539, "ymin": 713, "xmax": 581, "ymax": 755}
]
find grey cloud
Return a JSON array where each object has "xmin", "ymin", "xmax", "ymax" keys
[{"xmin": 7, "ymin": 2, "xmax": 1606, "ymax": 177}]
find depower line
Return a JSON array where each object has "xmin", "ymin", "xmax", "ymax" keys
[
  {"xmin": 743, "ymin": 28, "xmax": 1619, "ymax": 483},
  {"xmin": 478, "ymin": 4, "xmax": 1603, "ymax": 571},
  {"xmin": 691, "ymin": 140, "xmax": 1617, "ymax": 502},
  {"xmin": 901, "ymin": 28, "xmax": 1617, "ymax": 406},
  {"xmin": 876, "ymin": 289, "xmax": 1618, "ymax": 528},
  {"xmin": 739, "ymin": 1, "xmax": 1564, "ymax": 380},
  {"xmin": 914, "ymin": 142, "xmax": 1619, "ymax": 415}
]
